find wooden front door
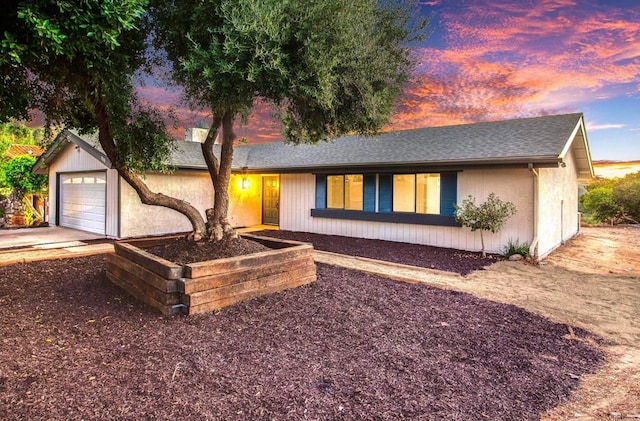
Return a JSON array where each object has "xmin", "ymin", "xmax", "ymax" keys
[{"xmin": 262, "ymin": 176, "xmax": 280, "ymax": 225}]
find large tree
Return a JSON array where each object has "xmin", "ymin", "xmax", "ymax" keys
[
  {"xmin": 2, "ymin": 0, "xmax": 424, "ymax": 241},
  {"xmin": 0, "ymin": 0, "xmax": 208, "ymax": 236},
  {"xmin": 152, "ymin": 0, "xmax": 425, "ymax": 240}
]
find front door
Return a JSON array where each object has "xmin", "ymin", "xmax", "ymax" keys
[{"xmin": 262, "ymin": 176, "xmax": 280, "ymax": 225}]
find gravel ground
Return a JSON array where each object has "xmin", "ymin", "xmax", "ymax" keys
[
  {"xmin": 0, "ymin": 250, "xmax": 603, "ymax": 420},
  {"xmin": 251, "ymin": 230, "xmax": 498, "ymax": 275}
]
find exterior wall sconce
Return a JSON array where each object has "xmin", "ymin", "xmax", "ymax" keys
[
  {"xmin": 240, "ymin": 166, "xmax": 249, "ymax": 190},
  {"xmin": 241, "ymin": 175, "xmax": 249, "ymax": 190}
]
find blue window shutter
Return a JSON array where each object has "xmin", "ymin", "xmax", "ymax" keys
[
  {"xmin": 378, "ymin": 174, "xmax": 392, "ymax": 213},
  {"xmin": 315, "ymin": 175, "xmax": 327, "ymax": 209},
  {"xmin": 440, "ymin": 172, "xmax": 458, "ymax": 216},
  {"xmin": 363, "ymin": 175, "xmax": 376, "ymax": 212}
]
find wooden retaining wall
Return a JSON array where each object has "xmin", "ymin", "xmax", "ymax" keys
[{"xmin": 106, "ymin": 234, "xmax": 316, "ymax": 316}]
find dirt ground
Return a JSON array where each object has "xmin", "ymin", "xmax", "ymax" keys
[{"xmin": 430, "ymin": 226, "xmax": 640, "ymax": 420}]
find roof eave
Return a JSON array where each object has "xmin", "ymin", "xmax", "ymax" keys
[
  {"xmin": 33, "ymin": 130, "xmax": 112, "ymax": 175},
  {"xmin": 243, "ymin": 156, "xmax": 563, "ymax": 174}
]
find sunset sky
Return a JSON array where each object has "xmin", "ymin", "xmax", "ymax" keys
[{"xmin": 140, "ymin": 0, "xmax": 640, "ymax": 161}]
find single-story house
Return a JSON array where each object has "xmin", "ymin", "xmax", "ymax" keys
[{"xmin": 33, "ymin": 113, "xmax": 593, "ymax": 258}]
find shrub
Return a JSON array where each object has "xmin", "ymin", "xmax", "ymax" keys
[
  {"xmin": 502, "ymin": 239, "xmax": 530, "ymax": 259},
  {"xmin": 455, "ymin": 193, "xmax": 517, "ymax": 257},
  {"xmin": 3, "ymin": 155, "xmax": 47, "ymax": 199}
]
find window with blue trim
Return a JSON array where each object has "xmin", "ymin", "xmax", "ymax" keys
[
  {"xmin": 327, "ymin": 174, "xmax": 363, "ymax": 210},
  {"xmin": 313, "ymin": 172, "xmax": 459, "ymax": 226},
  {"xmin": 392, "ymin": 174, "xmax": 441, "ymax": 214}
]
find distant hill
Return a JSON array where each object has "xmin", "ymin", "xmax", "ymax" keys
[{"xmin": 592, "ymin": 160, "xmax": 640, "ymax": 179}]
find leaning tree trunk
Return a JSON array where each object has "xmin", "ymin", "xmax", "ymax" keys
[
  {"xmin": 201, "ymin": 111, "xmax": 238, "ymax": 241},
  {"xmin": 91, "ymin": 83, "xmax": 207, "ymax": 240},
  {"xmin": 479, "ymin": 230, "xmax": 486, "ymax": 258}
]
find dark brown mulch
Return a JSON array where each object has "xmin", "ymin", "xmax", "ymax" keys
[
  {"xmin": 252, "ymin": 230, "xmax": 497, "ymax": 275},
  {"xmin": 0, "ymin": 255, "xmax": 603, "ymax": 420},
  {"xmin": 146, "ymin": 237, "xmax": 270, "ymax": 265}
]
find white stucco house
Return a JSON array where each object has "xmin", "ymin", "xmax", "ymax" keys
[{"xmin": 33, "ymin": 113, "xmax": 593, "ymax": 258}]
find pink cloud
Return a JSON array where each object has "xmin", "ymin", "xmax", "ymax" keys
[{"xmin": 393, "ymin": 0, "xmax": 640, "ymax": 129}]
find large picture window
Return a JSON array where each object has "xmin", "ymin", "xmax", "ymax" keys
[
  {"xmin": 313, "ymin": 172, "xmax": 458, "ymax": 226},
  {"xmin": 393, "ymin": 173, "xmax": 441, "ymax": 214},
  {"xmin": 327, "ymin": 175, "xmax": 363, "ymax": 210}
]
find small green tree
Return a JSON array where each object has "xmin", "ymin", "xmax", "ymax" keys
[
  {"xmin": 455, "ymin": 193, "xmax": 517, "ymax": 257},
  {"xmin": 581, "ymin": 186, "xmax": 621, "ymax": 224},
  {"xmin": 3, "ymin": 155, "xmax": 47, "ymax": 199},
  {"xmin": 613, "ymin": 172, "xmax": 640, "ymax": 223}
]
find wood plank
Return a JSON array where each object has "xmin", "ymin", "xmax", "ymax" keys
[
  {"xmin": 107, "ymin": 263, "xmax": 181, "ymax": 306},
  {"xmin": 106, "ymin": 271, "xmax": 182, "ymax": 316},
  {"xmin": 180, "ymin": 257, "xmax": 314, "ymax": 294},
  {"xmin": 184, "ymin": 266, "xmax": 316, "ymax": 307},
  {"xmin": 187, "ymin": 275, "xmax": 316, "ymax": 315},
  {"xmin": 241, "ymin": 234, "xmax": 311, "ymax": 250},
  {"xmin": 184, "ymin": 244, "xmax": 313, "ymax": 278},
  {"xmin": 106, "ymin": 253, "xmax": 178, "ymax": 293},
  {"xmin": 114, "ymin": 242, "xmax": 183, "ymax": 279},
  {"xmin": 120, "ymin": 234, "xmax": 185, "ymax": 249}
]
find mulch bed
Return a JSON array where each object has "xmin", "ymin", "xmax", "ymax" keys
[
  {"xmin": 253, "ymin": 230, "xmax": 497, "ymax": 275},
  {"xmin": 146, "ymin": 237, "xmax": 271, "ymax": 265},
  {"xmin": 0, "ymin": 254, "xmax": 603, "ymax": 420}
]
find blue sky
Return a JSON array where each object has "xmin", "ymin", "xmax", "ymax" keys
[{"xmin": 141, "ymin": 0, "xmax": 640, "ymax": 161}]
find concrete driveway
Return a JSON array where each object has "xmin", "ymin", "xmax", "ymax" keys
[{"xmin": 0, "ymin": 226, "xmax": 105, "ymax": 250}]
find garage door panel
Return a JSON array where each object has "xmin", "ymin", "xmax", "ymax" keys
[{"xmin": 60, "ymin": 172, "xmax": 106, "ymax": 235}]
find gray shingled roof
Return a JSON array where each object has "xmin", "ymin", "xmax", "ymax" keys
[
  {"xmin": 237, "ymin": 113, "xmax": 585, "ymax": 171},
  {"xmin": 36, "ymin": 113, "xmax": 590, "ymax": 175}
]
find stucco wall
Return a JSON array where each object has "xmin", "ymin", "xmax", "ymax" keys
[
  {"xmin": 227, "ymin": 174, "xmax": 263, "ymax": 228},
  {"xmin": 537, "ymin": 150, "xmax": 580, "ymax": 258},
  {"xmin": 280, "ymin": 168, "xmax": 534, "ymax": 254},
  {"xmin": 119, "ymin": 172, "xmax": 214, "ymax": 238},
  {"xmin": 119, "ymin": 172, "xmax": 264, "ymax": 238}
]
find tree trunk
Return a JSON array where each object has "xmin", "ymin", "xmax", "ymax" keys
[
  {"xmin": 201, "ymin": 111, "xmax": 237, "ymax": 241},
  {"xmin": 90, "ymin": 82, "xmax": 207, "ymax": 240},
  {"xmin": 480, "ymin": 230, "xmax": 486, "ymax": 258}
]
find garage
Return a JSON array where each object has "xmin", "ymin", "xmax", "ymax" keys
[{"xmin": 59, "ymin": 172, "xmax": 106, "ymax": 235}]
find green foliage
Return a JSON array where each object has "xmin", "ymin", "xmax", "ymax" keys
[
  {"xmin": 0, "ymin": 0, "xmax": 174, "ymax": 174},
  {"xmin": 0, "ymin": 121, "xmax": 36, "ymax": 156},
  {"xmin": 581, "ymin": 172, "xmax": 640, "ymax": 224},
  {"xmin": 613, "ymin": 172, "xmax": 640, "ymax": 222},
  {"xmin": 3, "ymin": 155, "xmax": 47, "ymax": 199},
  {"xmin": 581, "ymin": 186, "xmax": 620, "ymax": 223},
  {"xmin": 502, "ymin": 239, "xmax": 531, "ymax": 259},
  {"xmin": 455, "ymin": 193, "xmax": 517, "ymax": 234},
  {"xmin": 455, "ymin": 193, "xmax": 517, "ymax": 257},
  {"xmin": 152, "ymin": 0, "xmax": 426, "ymax": 144}
]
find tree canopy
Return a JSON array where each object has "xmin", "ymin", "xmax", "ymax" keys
[
  {"xmin": 2, "ymin": 0, "xmax": 426, "ymax": 240},
  {"xmin": 152, "ymin": 0, "xmax": 425, "ymax": 239},
  {"xmin": 581, "ymin": 172, "xmax": 640, "ymax": 224}
]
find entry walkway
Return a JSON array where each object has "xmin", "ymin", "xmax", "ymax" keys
[{"xmin": 0, "ymin": 226, "xmax": 105, "ymax": 250}]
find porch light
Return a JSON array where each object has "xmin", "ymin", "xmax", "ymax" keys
[{"xmin": 240, "ymin": 166, "xmax": 249, "ymax": 190}]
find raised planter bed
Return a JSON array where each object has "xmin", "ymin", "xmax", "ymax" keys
[{"xmin": 106, "ymin": 234, "xmax": 317, "ymax": 315}]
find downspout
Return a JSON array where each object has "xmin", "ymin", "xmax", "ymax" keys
[{"xmin": 528, "ymin": 163, "xmax": 539, "ymax": 261}]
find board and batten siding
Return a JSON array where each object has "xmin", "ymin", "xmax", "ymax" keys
[
  {"xmin": 536, "ymin": 149, "xmax": 580, "ymax": 258},
  {"xmin": 46, "ymin": 141, "xmax": 118, "ymax": 237},
  {"xmin": 280, "ymin": 169, "xmax": 534, "ymax": 254}
]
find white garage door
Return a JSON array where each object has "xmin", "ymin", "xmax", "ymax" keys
[{"xmin": 60, "ymin": 172, "xmax": 106, "ymax": 235}]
